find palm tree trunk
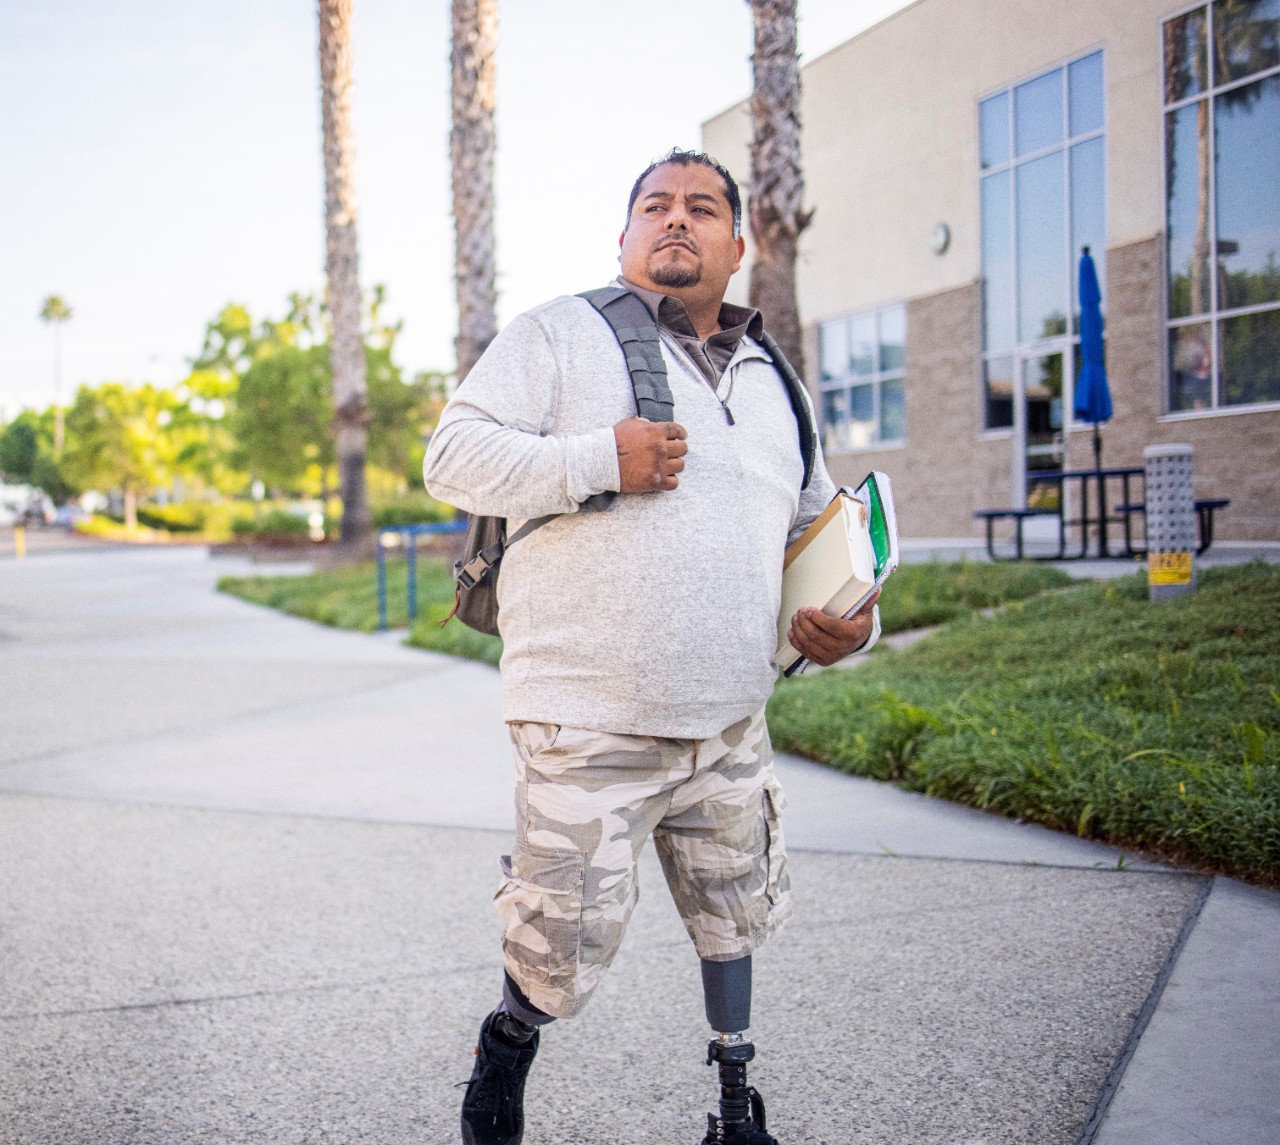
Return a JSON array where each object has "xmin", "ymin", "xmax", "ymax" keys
[
  {"xmin": 451, "ymin": 0, "xmax": 499, "ymax": 383},
  {"xmin": 747, "ymin": 0, "xmax": 812, "ymax": 376},
  {"xmin": 53, "ymin": 325, "xmax": 65, "ymax": 455},
  {"xmin": 318, "ymin": 0, "xmax": 372, "ymax": 547}
]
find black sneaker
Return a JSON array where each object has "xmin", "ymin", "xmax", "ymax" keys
[{"xmin": 460, "ymin": 1011, "xmax": 540, "ymax": 1145}]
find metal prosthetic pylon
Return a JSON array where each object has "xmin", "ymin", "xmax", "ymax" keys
[{"xmin": 700, "ymin": 1036, "xmax": 777, "ymax": 1145}]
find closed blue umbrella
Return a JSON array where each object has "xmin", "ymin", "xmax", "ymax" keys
[{"xmin": 1074, "ymin": 245, "xmax": 1112, "ymax": 471}]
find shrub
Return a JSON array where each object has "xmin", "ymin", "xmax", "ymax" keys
[
  {"xmin": 232, "ymin": 508, "xmax": 313, "ymax": 541},
  {"xmin": 136, "ymin": 504, "xmax": 210, "ymax": 534},
  {"xmin": 372, "ymin": 493, "xmax": 456, "ymax": 528}
]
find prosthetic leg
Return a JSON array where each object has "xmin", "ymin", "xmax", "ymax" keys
[{"xmin": 699, "ymin": 956, "xmax": 778, "ymax": 1145}]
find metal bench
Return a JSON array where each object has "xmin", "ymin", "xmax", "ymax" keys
[
  {"xmin": 973, "ymin": 508, "xmax": 1064, "ymax": 561},
  {"xmin": 1113, "ymin": 498, "xmax": 1230, "ymax": 556}
]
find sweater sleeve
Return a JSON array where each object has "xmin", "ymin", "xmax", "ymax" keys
[{"xmin": 423, "ymin": 313, "xmax": 621, "ymax": 518}]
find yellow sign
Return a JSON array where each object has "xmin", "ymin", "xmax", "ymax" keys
[{"xmin": 1149, "ymin": 551, "xmax": 1192, "ymax": 585}]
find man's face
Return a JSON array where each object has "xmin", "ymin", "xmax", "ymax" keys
[{"xmin": 618, "ymin": 162, "xmax": 744, "ymax": 304}]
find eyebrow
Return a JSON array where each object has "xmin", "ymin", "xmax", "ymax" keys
[{"xmin": 641, "ymin": 190, "xmax": 723, "ymax": 208}]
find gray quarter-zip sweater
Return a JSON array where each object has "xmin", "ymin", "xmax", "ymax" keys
[{"xmin": 424, "ymin": 290, "xmax": 872, "ymax": 738}]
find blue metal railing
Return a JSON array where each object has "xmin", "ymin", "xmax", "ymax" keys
[{"xmin": 375, "ymin": 521, "xmax": 466, "ymax": 630}]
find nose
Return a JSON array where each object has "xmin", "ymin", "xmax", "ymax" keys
[{"xmin": 664, "ymin": 204, "xmax": 690, "ymax": 230}]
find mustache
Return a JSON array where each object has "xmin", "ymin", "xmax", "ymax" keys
[{"xmin": 653, "ymin": 236, "xmax": 699, "ymax": 254}]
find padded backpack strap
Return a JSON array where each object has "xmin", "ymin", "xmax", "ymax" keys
[
  {"xmin": 577, "ymin": 287, "xmax": 675, "ymax": 423},
  {"xmin": 756, "ymin": 330, "xmax": 817, "ymax": 490}
]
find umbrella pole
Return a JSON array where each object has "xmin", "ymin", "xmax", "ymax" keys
[{"xmin": 1093, "ymin": 422, "xmax": 1106, "ymax": 557}]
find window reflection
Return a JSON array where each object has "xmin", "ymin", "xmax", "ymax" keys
[
  {"xmin": 1213, "ymin": 0, "xmax": 1280, "ymax": 85},
  {"xmin": 821, "ymin": 388, "xmax": 849, "ymax": 449},
  {"xmin": 881, "ymin": 378, "xmax": 906, "ymax": 442},
  {"xmin": 1069, "ymin": 52, "xmax": 1105, "ymax": 136},
  {"xmin": 981, "ymin": 93, "xmax": 1010, "ymax": 169},
  {"xmin": 848, "ymin": 384, "xmax": 876, "ymax": 449},
  {"xmin": 1024, "ymin": 353, "xmax": 1065, "ymax": 475},
  {"xmin": 849, "ymin": 312, "xmax": 876, "ymax": 377},
  {"xmin": 1169, "ymin": 324, "xmax": 1213, "ymax": 410},
  {"xmin": 1165, "ymin": 101, "xmax": 1213, "ymax": 318},
  {"xmin": 879, "ymin": 306, "xmax": 906, "ymax": 371},
  {"xmin": 981, "ymin": 170, "xmax": 1014, "ymax": 351},
  {"xmin": 984, "ymin": 356, "xmax": 1015, "ymax": 429},
  {"xmin": 819, "ymin": 318, "xmax": 848, "ymax": 383},
  {"xmin": 1016, "ymin": 151, "xmax": 1066, "ymax": 343},
  {"xmin": 1214, "ymin": 75, "xmax": 1280, "ymax": 310},
  {"xmin": 1164, "ymin": 3, "xmax": 1280, "ymax": 412},
  {"xmin": 1015, "ymin": 70, "xmax": 1064, "ymax": 156},
  {"xmin": 1070, "ymin": 137, "xmax": 1107, "ymax": 330},
  {"xmin": 1163, "ymin": 9, "xmax": 1208, "ymax": 103},
  {"xmin": 1220, "ymin": 309, "xmax": 1280, "ymax": 405},
  {"xmin": 817, "ymin": 304, "xmax": 907, "ymax": 448}
]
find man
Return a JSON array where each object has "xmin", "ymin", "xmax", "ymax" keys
[{"xmin": 424, "ymin": 148, "xmax": 879, "ymax": 1145}]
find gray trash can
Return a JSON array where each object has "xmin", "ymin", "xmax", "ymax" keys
[{"xmin": 1143, "ymin": 443, "xmax": 1196, "ymax": 600}]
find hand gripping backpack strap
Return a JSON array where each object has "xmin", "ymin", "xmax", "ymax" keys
[{"xmin": 447, "ymin": 288, "xmax": 665, "ymax": 633}]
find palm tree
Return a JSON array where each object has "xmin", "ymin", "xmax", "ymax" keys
[
  {"xmin": 39, "ymin": 294, "xmax": 73, "ymax": 455},
  {"xmin": 746, "ymin": 0, "xmax": 812, "ymax": 376},
  {"xmin": 451, "ymin": 0, "xmax": 498, "ymax": 383},
  {"xmin": 318, "ymin": 0, "xmax": 372, "ymax": 547}
]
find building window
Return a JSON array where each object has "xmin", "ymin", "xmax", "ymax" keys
[
  {"xmin": 979, "ymin": 50, "xmax": 1106, "ymax": 431},
  {"xmin": 1164, "ymin": 1, "xmax": 1280, "ymax": 413},
  {"xmin": 817, "ymin": 303, "xmax": 906, "ymax": 450}
]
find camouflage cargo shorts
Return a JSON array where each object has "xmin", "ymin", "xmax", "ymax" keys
[{"xmin": 496, "ymin": 708, "xmax": 791, "ymax": 1020}]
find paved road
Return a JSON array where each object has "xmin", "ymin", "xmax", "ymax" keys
[{"xmin": 0, "ymin": 548, "xmax": 1275, "ymax": 1144}]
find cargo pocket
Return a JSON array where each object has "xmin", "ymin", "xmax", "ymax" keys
[
  {"xmin": 508, "ymin": 721, "xmax": 562, "ymax": 760},
  {"xmin": 496, "ymin": 841, "xmax": 585, "ymax": 996},
  {"xmin": 762, "ymin": 777, "xmax": 790, "ymax": 906}
]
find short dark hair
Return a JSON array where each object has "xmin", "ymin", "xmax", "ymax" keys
[{"xmin": 625, "ymin": 147, "xmax": 742, "ymax": 238}]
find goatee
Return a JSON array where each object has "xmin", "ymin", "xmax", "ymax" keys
[{"xmin": 650, "ymin": 262, "xmax": 701, "ymax": 289}]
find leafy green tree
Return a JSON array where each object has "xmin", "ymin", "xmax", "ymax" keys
[
  {"xmin": 192, "ymin": 303, "xmax": 260, "ymax": 376},
  {"xmin": 231, "ymin": 344, "xmax": 335, "ymax": 493},
  {"xmin": 0, "ymin": 409, "xmax": 72, "ymax": 501},
  {"xmin": 0, "ymin": 416, "xmax": 40, "ymax": 480},
  {"xmin": 61, "ymin": 383, "xmax": 176, "ymax": 528}
]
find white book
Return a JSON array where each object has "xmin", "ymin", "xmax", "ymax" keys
[{"xmin": 774, "ymin": 472, "xmax": 899, "ymax": 675}]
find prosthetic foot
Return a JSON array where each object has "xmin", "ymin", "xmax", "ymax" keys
[{"xmin": 700, "ymin": 1035, "xmax": 779, "ymax": 1145}]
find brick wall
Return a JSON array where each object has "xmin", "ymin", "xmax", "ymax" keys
[
  {"xmin": 1099, "ymin": 236, "xmax": 1280, "ymax": 541},
  {"xmin": 810, "ymin": 280, "xmax": 1011, "ymax": 538},
  {"xmin": 806, "ymin": 238, "xmax": 1280, "ymax": 541}
]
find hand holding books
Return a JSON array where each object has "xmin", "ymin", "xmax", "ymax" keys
[
  {"xmin": 775, "ymin": 471, "xmax": 899, "ymax": 676},
  {"xmin": 785, "ymin": 589, "xmax": 882, "ymax": 667}
]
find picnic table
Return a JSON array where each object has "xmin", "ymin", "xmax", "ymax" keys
[{"xmin": 976, "ymin": 468, "xmax": 1228, "ymax": 562}]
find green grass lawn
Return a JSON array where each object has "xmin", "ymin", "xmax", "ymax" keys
[
  {"xmin": 219, "ymin": 556, "xmax": 1279, "ymax": 883},
  {"xmin": 217, "ymin": 557, "xmax": 503, "ymax": 664},
  {"xmin": 219, "ymin": 556, "xmax": 1070, "ymax": 664},
  {"xmin": 768, "ymin": 562, "xmax": 1280, "ymax": 884}
]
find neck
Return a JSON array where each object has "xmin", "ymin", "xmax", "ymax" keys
[{"xmin": 658, "ymin": 286, "xmax": 722, "ymax": 340}]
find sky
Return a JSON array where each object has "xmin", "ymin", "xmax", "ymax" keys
[{"xmin": 1, "ymin": 0, "xmax": 915, "ymax": 417}]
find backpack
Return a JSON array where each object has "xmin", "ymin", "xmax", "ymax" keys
[{"xmin": 444, "ymin": 286, "xmax": 817, "ymax": 636}]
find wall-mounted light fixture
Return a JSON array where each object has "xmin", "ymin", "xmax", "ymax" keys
[{"xmin": 930, "ymin": 222, "xmax": 951, "ymax": 256}]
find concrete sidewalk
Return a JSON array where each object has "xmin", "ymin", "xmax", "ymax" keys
[{"xmin": 0, "ymin": 548, "xmax": 1275, "ymax": 1144}]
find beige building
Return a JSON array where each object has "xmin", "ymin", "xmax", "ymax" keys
[{"xmin": 704, "ymin": 0, "xmax": 1279, "ymax": 542}]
